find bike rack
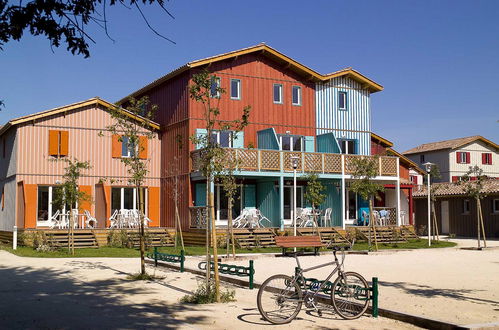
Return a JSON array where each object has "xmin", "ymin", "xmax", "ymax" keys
[
  {"xmin": 371, "ymin": 277, "xmax": 379, "ymax": 317},
  {"xmin": 199, "ymin": 260, "xmax": 255, "ymax": 289},
  {"xmin": 148, "ymin": 247, "xmax": 185, "ymax": 272}
]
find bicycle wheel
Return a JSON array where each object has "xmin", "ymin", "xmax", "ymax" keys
[
  {"xmin": 331, "ymin": 272, "xmax": 370, "ymax": 319},
  {"xmin": 257, "ymin": 274, "xmax": 303, "ymax": 324}
]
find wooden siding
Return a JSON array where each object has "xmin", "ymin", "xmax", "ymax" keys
[
  {"xmin": 414, "ymin": 196, "xmax": 499, "ymax": 238},
  {"xmin": 315, "ymin": 76, "xmax": 371, "ymax": 155},
  {"xmin": 449, "ymin": 141, "xmax": 499, "ymax": 179}
]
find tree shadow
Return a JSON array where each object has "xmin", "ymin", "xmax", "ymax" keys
[
  {"xmin": 381, "ymin": 281, "xmax": 499, "ymax": 306},
  {"xmin": 0, "ymin": 264, "xmax": 208, "ymax": 329}
]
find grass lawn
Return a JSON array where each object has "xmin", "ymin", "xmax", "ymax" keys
[{"xmin": 1, "ymin": 239, "xmax": 456, "ymax": 258}]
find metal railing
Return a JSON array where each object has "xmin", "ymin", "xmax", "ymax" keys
[{"xmin": 191, "ymin": 148, "xmax": 398, "ymax": 176}]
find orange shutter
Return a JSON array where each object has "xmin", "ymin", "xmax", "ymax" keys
[
  {"xmin": 112, "ymin": 135, "xmax": 121, "ymax": 158},
  {"xmin": 139, "ymin": 136, "xmax": 148, "ymax": 159},
  {"xmin": 60, "ymin": 131, "xmax": 69, "ymax": 156},
  {"xmin": 148, "ymin": 187, "xmax": 160, "ymax": 227},
  {"xmin": 23, "ymin": 184, "xmax": 38, "ymax": 228},
  {"xmin": 78, "ymin": 185, "xmax": 92, "ymax": 213},
  {"xmin": 103, "ymin": 185, "xmax": 111, "ymax": 226},
  {"xmin": 48, "ymin": 130, "xmax": 59, "ymax": 156}
]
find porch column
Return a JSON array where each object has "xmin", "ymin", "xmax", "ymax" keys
[
  {"xmin": 396, "ymin": 157, "xmax": 401, "ymax": 226},
  {"xmin": 341, "ymin": 154, "xmax": 346, "ymax": 229},
  {"xmin": 279, "ymin": 176, "xmax": 284, "ymax": 230}
]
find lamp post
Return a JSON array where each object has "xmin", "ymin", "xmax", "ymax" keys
[
  {"xmin": 423, "ymin": 162, "xmax": 434, "ymax": 247},
  {"xmin": 291, "ymin": 156, "xmax": 299, "ymax": 252}
]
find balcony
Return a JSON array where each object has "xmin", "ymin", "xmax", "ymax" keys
[{"xmin": 191, "ymin": 149, "xmax": 398, "ymax": 177}]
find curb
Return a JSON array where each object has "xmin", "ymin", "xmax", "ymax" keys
[{"xmin": 147, "ymin": 259, "xmax": 468, "ymax": 330}]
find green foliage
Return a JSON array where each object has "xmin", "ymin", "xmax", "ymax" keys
[
  {"xmin": 304, "ymin": 174, "xmax": 326, "ymax": 208},
  {"xmin": 108, "ymin": 229, "xmax": 132, "ymax": 248},
  {"xmin": 457, "ymin": 165, "xmax": 488, "ymax": 200},
  {"xmin": 181, "ymin": 280, "xmax": 236, "ymax": 304},
  {"xmin": 126, "ymin": 272, "xmax": 161, "ymax": 281},
  {"xmin": 18, "ymin": 231, "xmax": 53, "ymax": 251},
  {"xmin": 52, "ymin": 158, "xmax": 92, "ymax": 211},
  {"xmin": 0, "ymin": 0, "xmax": 175, "ymax": 58},
  {"xmin": 349, "ymin": 156, "xmax": 384, "ymax": 201}
]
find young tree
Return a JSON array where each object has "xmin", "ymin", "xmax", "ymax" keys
[
  {"xmin": 189, "ymin": 69, "xmax": 250, "ymax": 302},
  {"xmin": 52, "ymin": 158, "xmax": 91, "ymax": 255},
  {"xmin": 106, "ymin": 96, "xmax": 158, "ymax": 275},
  {"xmin": 424, "ymin": 165, "xmax": 442, "ymax": 241},
  {"xmin": 304, "ymin": 174, "xmax": 326, "ymax": 234},
  {"xmin": 349, "ymin": 156, "xmax": 384, "ymax": 251},
  {"xmin": 458, "ymin": 165, "xmax": 488, "ymax": 249},
  {"xmin": 168, "ymin": 155, "xmax": 185, "ymax": 250}
]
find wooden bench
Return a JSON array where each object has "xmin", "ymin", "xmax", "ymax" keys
[{"xmin": 274, "ymin": 235, "xmax": 324, "ymax": 256}]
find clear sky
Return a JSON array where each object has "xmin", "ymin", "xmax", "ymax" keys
[{"xmin": 1, "ymin": 0, "xmax": 498, "ymax": 152}]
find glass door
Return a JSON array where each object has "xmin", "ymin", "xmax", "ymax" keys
[
  {"xmin": 345, "ymin": 189, "xmax": 358, "ymax": 223},
  {"xmin": 283, "ymin": 186, "xmax": 303, "ymax": 220}
]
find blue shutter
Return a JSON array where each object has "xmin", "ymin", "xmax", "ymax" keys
[
  {"xmin": 257, "ymin": 128, "xmax": 279, "ymax": 150},
  {"xmin": 317, "ymin": 133, "xmax": 341, "ymax": 153},
  {"xmin": 243, "ymin": 184, "xmax": 256, "ymax": 208},
  {"xmin": 304, "ymin": 136, "xmax": 315, "ymax": 152},
  {"xmin": 233, "ymin": 131, "xmax": 244, "ymax": 148},
  {"xmin": 195, "ymin": 183, "xmax": 206, "ymax": 206},
  {"xmin": 195, "ymin": 129, "xmax": 207, "ymax": 149}
]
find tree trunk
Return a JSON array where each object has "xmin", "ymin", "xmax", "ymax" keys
[
  {"xmin": 431, "ymin": 201, "xmax": 439, "ymax": 241},
  {"xmin": 476, "ymin": 197, "xmax": 481, "ymax": 249},
  {"xmin": 369, "ymin": 198, "xmax": 378, "ymax": 251},
  {"xmin": 226, "ymin": 197, "xmax": 232, "ymax": 257},
  {"xmin": 138, "ymin": 186, "xmax": 146, "ymax": 275},
  {"xmin": 478, "ymin": 199, "xmax": 487, "ymax": 248},
  {"xmin": 175, "ymin": 202, "xmax": 184, "ymax": 250},
  {"xmin": 210, "ymin": 188, "xmax": 221, "ymax": 303},
  {"xmin": 205, "ymin": 181, "xmax": 211, "ymax": 286}
]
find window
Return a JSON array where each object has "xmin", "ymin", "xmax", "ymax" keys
[
  {"xmin": 111, "ymin": 187, "xmax": 147, "ymax": 215},
  {"xmin": 210, "ymin": 130, "xmax": 233, "ymax": 148},
  {"xmin": 230, "ymin": 79, "xmax": 241, "ymax": 100},
  {"xmin": 338, "ymin": 139, "xmax": 356, "ymax": 154},
  {"xmin": 210, "ymin": 76, "xmax": 221, "ymax": 98},
  {"xmin": 36, "ymin": 186, "xmax": 71, "ymax": 224},
  {"xmin": 48, "ymin": 130, "xmax": 69, "ymax": 157},
  {"xmin": 456, "ymin": 152, "xmax": 469, "ymax": 164},
  {"xmin": 493, "ymin": 199, "xmax": 499, "ymax": 214},
  {"xmin": 482, "ymin": 153, "xmax": 492, "ymax": 165},
  {"xmin": 273, "ymin": 84, "xmax": 283, "ymax": 104},
  {"xmin": 338, "ymin": 91, "xmax": 347, "ymax": 110},
  {"xmin": 278, "ymin": 134, "xmax": 303, "ymax": 151},
  {"xmin": 420, "ymin": 154, "xmax": 425, "ymax": 163},
  {"xmin": 214, "ymin": 184, "xmax": 242, "ymax": 221},
  {"xmin": 462, "ymin": 199, "xmax": 470, "ymax": 214},
  {"xmin": 410, "ymin": 175, "xmax": 418, "ymax": 184},
  {"xmin": 121, "ymin": 136, "xmax": 137, "ymax": 158},
  {"xmin": 292, "ymin": 86, "xmax": 301, "ymax": 106}
]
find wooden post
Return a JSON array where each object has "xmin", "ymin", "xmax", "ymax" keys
[
  {"xmin": 478, "ymin": 199, "xmax": 487, "ymax": 248},
  {"xmin": 476, "ymin": 197, "xmax": 481, "ymax": 249}
]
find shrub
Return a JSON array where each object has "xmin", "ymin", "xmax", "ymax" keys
[
  {"xmin": 108, "ymin": 229, "xmax": 130, "ymax": 248},
  {"xmin": 181, "ymin": 280, "xmax": 236, "ymax": 304}
]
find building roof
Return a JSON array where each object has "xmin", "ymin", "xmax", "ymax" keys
[
  {"xmin": 413, "ymin": 179, "xmax": 499, "ymax": 198},
  {"xmin": 0, "ymin": 98, "xmax": 160, "ymax": 136},
  {"xmin": 117, "ymin": 43, "xmax": 383, "ymax": 104},
  {"xmin": 371, "ymin": 132, "xmax": 393, "ymax": 148},
  {"xmin": 403, "ymin": 136, "xmax": 499, "ymax": 155}
]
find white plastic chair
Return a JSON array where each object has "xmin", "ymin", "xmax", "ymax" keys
[
  {"xmin": 109, "ymin": 210, "xmax": 119, "ymax": 228},
  {"xmin": 321, "ymin": 208, "xmax": 332, "ymax": 227},
  {"xmin": 84, "ymin": 210, "xmax": 97, "ymax": 229},
  {"xmin": 49, "ymin": 210, "xmax": 61, "ymax": 229},
  {"xmin": 255, "ymin": 209, "xmax": 271, "ymax": 227}
]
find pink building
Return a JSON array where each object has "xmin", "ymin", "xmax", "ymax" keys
[{"xmin": 0, "ymin": 98, "xmax": 161, "ymax": 232}]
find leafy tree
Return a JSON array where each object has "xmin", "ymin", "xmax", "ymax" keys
[
  {"xmin": 0, "ymin": 0, "xmax": 175, "ymax": 58},
  {"xmin": 304, "ymin": 174, "xmax": 326, "ymax": 233},
  {"xmin": 457, "ymin": 165, "xmax": 488, "ymax": 249},
  {"xmin": 189, "ymin": 69, "xmax": 250, "ymax": 302},
  {"xmin": 52, "ymin": 158, "xmax": 92, "ymax": 255},
  {"xmin": 423, "ymin": 164, "xmax": 442, "ymax": 240},
  {"xmin": 106, "ymin": 96, "xmax": 158, "ymax": 275},
  {"xmin": 349, "ymin": 156, "xmax": 384, "ymax": 251}
]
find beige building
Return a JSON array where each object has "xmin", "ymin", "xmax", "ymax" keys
[{"xmin": 403, "ymin": 136, "xmax": 499, "ymax": 183}]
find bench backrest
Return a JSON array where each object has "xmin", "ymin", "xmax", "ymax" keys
[{"xmin": 275, "ymin": 235, "xmax": 323, "ymax": 247}]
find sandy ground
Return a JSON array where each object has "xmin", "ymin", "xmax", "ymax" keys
[
  {"xmin": 0, "ymin": 250, "xmax": 418, "ymax": 330},
  {"xmin": 185, "ymin": 238, "xmax": 499, "ymax": 327}
]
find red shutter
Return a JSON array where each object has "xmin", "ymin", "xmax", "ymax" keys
[
  {"xmin": 452, "ymin": 176, "xmax": 458, "ymax": 182},
  {"xmin": 482, "ymin": 153, "xmax": 486, "ymax": 164},
  {"xmin": 490, "ymin": 153, "xmax": 493, "ymax": 165},
  {"xmin": 466, "ymin": 152, "xmax": 470, "ymax": 164},
  {"xmin": 456, "ymin": 153, "xmax": 460, "ymax": 163}
]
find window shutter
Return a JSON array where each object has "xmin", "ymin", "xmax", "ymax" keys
[
  {"xmin": 195, "ymin": 129, "xmax": 208, "ymax": 149},
  {"xmin": 233, "ymin": 131, "xmax": 244, "ymax": 148},
  {"xmin": 59, "ymin": 131, "xmax": 69, "ymax": 156},
  {"xmin": 304, "ymin": 136, "xmax": 315, "ymax": 152},
  {"xmin": 490, "ymin": 153, "xmax": 493, "ymax": 165},
  {"xmin": 452, "ymin": 176, "xmax": 458, "ymax": 182},
  {"xmin": 48, "ymin": 130, "xmax": 59, "ymax": 156},
  {"xmin": 466, "ymin": 152, "xmax": 471, "ymax": 164},
  {"xmin": 482, "ymin": 153, "xmax": 486, "ymax": 164},
  {"xmin": 112, "ymin": 135, "xmax": 121, "ymax": 158},
  {"xmin": 139, "ymin": 136, "xmax": 148, "ymax": 159},
  {"xmin": 456, "ymin": 153, "xmax": 460, "ymax": 163}
]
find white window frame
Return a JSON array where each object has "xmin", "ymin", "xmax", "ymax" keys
[
  {"xmin": 493, "ymin": 199, "xmax": 499, "ymax": 214},
  {"xmin": 457, "ymin": 152, "xmax": 467, "ymax": 164},
  {"xmin": 338, "ymin": 91, "xmax": 347, "ymax": 110},
  {"xmin": 230, "ymin": 79, "xmax": 241, "ymax": 100},
  {"xmin": 338, "ymin": 139, "xmax": 356, "ymax": 155},
  {"xmin": 37, "ymin": 186, "xmax": 77, "ymax": 226},
  {"xmin": 273, "ymin": 83, "xmax": 283, "ymax": 104},
  {"xmin": 462, "ymin": 199, "xmax": 470, "ymax": 214},
  {"xmin": 215, "ymin": 184, "xmax": 244, "ymax": 221},
  {"xmin": 292, "ymin": 85, "xmax": 302, "ymax": 106},
  {"xmin": 210, "ymin": 130, "xmax": 233, "ymax": 148},
  {"xmin": 121, "ymin": 136, "xmax": 137, "ymax": 158},
  {"xmin": 278, "ymin": 135, "xmax": 303, "ymax": 151},
  {"xmin": 210, "ymin": 76, "xmax": 221, "ymax": 98},
  {"xmin": 112, "ymin": 187, "xmax": 148, "ymax": 215}
]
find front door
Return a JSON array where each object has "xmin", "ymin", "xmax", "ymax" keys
[
  {"xmin": 441, "ymin": 200, "xmax": 449, "ymax": 234},
  {"xmin": 283, "ymin": 186, "xmax": 303, "ymax": 220},
  {"xmin": 345, "ymin": 189, "xmax": 357, "ymax": 224}
]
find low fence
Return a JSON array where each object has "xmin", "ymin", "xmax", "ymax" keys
[
  {"xmin": 147, "ymin": 247, "xmax": 185, "ymax": 272},
  {"xmin": 199, "ymin": 260, "xmax": 255, "ymax": 289}
]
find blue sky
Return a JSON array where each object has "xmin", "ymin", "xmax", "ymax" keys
[{"xmin": 1, "ymin": 0, "xmax": 498, "ymax": 152}]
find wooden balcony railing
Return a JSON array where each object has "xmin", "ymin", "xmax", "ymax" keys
[{"xmin": 191, "ymin": 149, "xmax": 399, "ymax": 177}]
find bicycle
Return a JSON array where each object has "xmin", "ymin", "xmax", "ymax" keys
[{"xmin": 257, "ymin": 246, "xmax": 370, "ymax": 324}]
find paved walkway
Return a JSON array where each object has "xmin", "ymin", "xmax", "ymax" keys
[{"xmin": 0, "ymin": 250, "xmax": 418, "ymax": 329}]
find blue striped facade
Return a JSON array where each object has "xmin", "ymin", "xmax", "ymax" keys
[{"xmin": 315, "ymin": 76, "xmax": 371, "ymax": 155}]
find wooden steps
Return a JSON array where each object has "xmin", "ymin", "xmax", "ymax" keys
[
  {"xmin": 400, "ymin": 225, "xmax": 419, "ymax": 240},
  {"xmin": 127, "ymin": 229, "xmax": 174, "ymax": 248},
  {"xmin": 45, "ymin": 231, "xmax": 99, "ymax": 248},
  {"xmin": 0, "ymin": 231, "xmax": 13, "ymax": 245},
  {"xmin": 354, "ymin": 226, "xmax": 407, "ymax": 244},
  {"xmin": 297, "ymin": 227, "xmax": 350, "ymax": 246},
  {"xmin": 232, "ymin": 229, "xmax": 276, "ymax": 248}
]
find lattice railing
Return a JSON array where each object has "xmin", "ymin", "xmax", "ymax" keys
[
  {"xmin": 190, "ymin": 149, "xmax": 398, "ymax": 178},
  {"xmin": 189, "ymin": 206, "xmax": 208, "ymax": 228}
]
